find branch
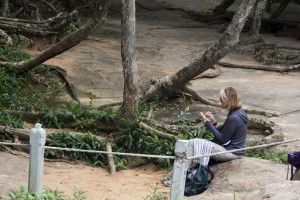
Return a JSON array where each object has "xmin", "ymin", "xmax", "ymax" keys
[
  {"xmin": 0, "ymin": 11, "xmax": 77, "ymax": 36},
  {"xmin": 41, "ymin": 0, "xmax": 58, "ymax": 14},
  {"xmin": 141, "ymin": 117, "xmax": 203, "ymax": 134},
  {"xmin": 138, "ymin": 121, "xmax": 177, "ymax": 140}
]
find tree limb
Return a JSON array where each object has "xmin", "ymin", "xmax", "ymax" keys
[
  {"xmin": 0, "ymin": 28, "xmax": 12, "ymax": 45},
  {"xmin": 138, "ymin": 121, "xmax": 177, "ymax": 140},
  {"xmin": 141, "ymin": 117, "xmax": 203, "ymax": 134}
]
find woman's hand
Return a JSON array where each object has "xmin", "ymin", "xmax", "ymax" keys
[
  {"xmin": 200, "ymin": 112, "xmax": 209, "ymax": 122},
  {"xmin": 204, "ymin": 112, "xmax": 217, "ymax": 124}
]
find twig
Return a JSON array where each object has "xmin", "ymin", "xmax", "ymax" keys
[
  {"xmin": 147, "ymin": 104, "xmax": 154, "ymax": 120},
  {"xmin": 138, "ymin": 121, "xmax": 177, "ymax": 140}
]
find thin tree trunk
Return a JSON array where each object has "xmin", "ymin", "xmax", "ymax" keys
[
  {"xmin": 0, "ymin": 28, "xmax": 12, "ymax": 45},
  {"xmin": 121, "ymin": 0, "xmax": 139, "ymax": 121},
  {"xmin": 0, "ymin": 1, "xmax": 111, "ymax": 73},
  {"xmin": 214, "ymin": 0, "xmax": 235, "ymax": 14},
  {"xmin": 251, "ymin": 0, "xmax": 267, "ymax": 39},
  {"xmin": 269, "ymin": 0, "xmax": 290, "ymax": 20},
  {"xmin": 140, "ymin": 0, "xmax": 258, "ymax": 99},
  {"xmin": 1, "ymin": 0, "xmax": 9, "ymax": 17}
]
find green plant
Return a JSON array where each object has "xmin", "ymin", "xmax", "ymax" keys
[
  {"xmin": 40, "ymin": 101, "xmax": 120, "ymax": 131},
  {"xmin": 6, "ymin": 185, "xmax": 87, "ymax": 200},
  {"xmin": 45, "ymin": 131, "xmax": 107, "ymax": 166},
  {"xmin": 0, "ymin": 110, "xmax": 25, "ymax": 128},
  {"xmin": 62, "ymin": 22, "xmax": 78, "ymax": 37},
  {"xmin": 142, "ymin": 185, "xmax": 167, "ymax": 200},
  {"xmin": 245, "ymin": 141, "xmax": 288, "ymax": 164},
  {"xmin": 72, "ymin": 188, "xmax": 87, "ymax": 200}
]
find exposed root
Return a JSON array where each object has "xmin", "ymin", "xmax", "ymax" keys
[
  {"xmin": 218, "ymin": 62, "xmax": 300, "ymax": 73},
  {"xmin": 182, "ymin": 86, "xmax": 221, "ymax": 107},
  {"xmin": 193, "ymin": 64, "xmax": 221, "ymax": 79},
  {"xmin": 48, "ymin": 65, "xmax": 79, "ymax": 101}
]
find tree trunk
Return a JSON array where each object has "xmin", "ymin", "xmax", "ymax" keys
[
  {"xmin": 250, "ymin": 0, "xmax": 267, "ymax": 39},
  {"xmin": 0, "ymin": 1, "xmax": 111, "ymax": 73},
  {"xmin": 121, "ymin": 0, "xmax": 139, "ymax": 121},
  {"xmin": 140, "ymin": 0, "xmax": 258, "ymax": 100},
  {"xmin": 1, "ymin": 0, "xmax": 9, "ymax": 17}
]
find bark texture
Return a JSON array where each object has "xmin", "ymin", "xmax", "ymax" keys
[
  {"xmin": 251, "ymin": 0, "xmax": 267, "ymax": 39},
  {"xmin": 1, "ymin": 0, "xmax": 9, "ymax": 17},
  {"xmin": 121, "ymin": 0, "xmax": 139, "ymax": 121}
]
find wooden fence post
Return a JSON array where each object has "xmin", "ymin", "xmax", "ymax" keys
[
  {"xmin": 170, "ymin": 140, "xmax": 189, "ymax": 200},
  {"xmin": 28, "ymin": 123, "xmax": 46, "ymax": 194}
]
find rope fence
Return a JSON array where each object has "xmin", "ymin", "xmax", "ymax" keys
[
  {"xmin": 1, "ymin": 137, "xmax": 300, "ymax": 160},
  {"xmin": 0, "ymin": 142, "xmax": 29, "ymax": 147},
  {"xmin": 187, "ymin": 137, "xmax": 300, "ymax": 160},
  {"xmin": 43, "ymin": 146, "xmax": 176, "ymax": 159}
]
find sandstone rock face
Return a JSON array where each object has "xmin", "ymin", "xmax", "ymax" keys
[{"xmin": 188, "ymin": 157, "xmax": 300, "ymax": 199}]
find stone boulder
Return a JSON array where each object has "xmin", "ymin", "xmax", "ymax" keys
[{"xmin": 188, "ymin": 157, "xmax": 300, "ymax": 199}]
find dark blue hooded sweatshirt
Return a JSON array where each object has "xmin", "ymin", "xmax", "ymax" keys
[{"xmin": 205, "ymin": 107, "xmax": 248, "ymax": 156}]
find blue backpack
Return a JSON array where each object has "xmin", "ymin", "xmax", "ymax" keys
[{"xmin": 184, "ymin": 164, "xmax": 214, "ymax": 196}]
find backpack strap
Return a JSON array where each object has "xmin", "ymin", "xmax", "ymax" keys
[
  {"xmin": 206, "ymin": 166, "xmax": 214, "ymax": 184},
  {"xmin": 286, "ymin": 164, "xmax": 289, "ymax": 180},
  {"xmin": 291, "ymin": 165, "xmax": 294, "ymax": 180}
]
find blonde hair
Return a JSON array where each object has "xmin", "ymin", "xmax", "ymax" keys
[{"xmin": 220, "ymin": 87, "xmax": 241, "ymax": 111}]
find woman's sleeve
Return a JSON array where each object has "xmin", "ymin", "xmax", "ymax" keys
[{"xmin": 205, "ymin": 115, "xmax": 238, "ymax": 144}]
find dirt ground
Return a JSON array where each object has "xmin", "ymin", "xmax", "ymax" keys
[{"xmin": 44, "ymin": 162, "xmax": 170, "ymax": 200}]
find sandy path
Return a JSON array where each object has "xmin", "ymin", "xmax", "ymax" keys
[{"xmin": 44, "ymin": 162, "xmax": 170, "ymax": 200}]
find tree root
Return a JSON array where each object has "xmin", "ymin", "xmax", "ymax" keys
[
  {"xmin": 182, "ymin": 86, "xmax": 221, "ymax": 107},
  {"xmin": 192, "ymin": 64, "xmax": 221, "ymax": 79},
  {"xmin": 138, "ymin": 121, "xmax": 177, "ymax": 140},
  {"xmin": 98, "ymin": 102, "xmax": 122, "ymax": 109},
  {"xmin": 141, "ymin": 117, "xmax": 202, "ymax": 134},
  {"xmin": 218, "ymin": 62, "xmax": 300, "ymax": 73},
  {"xmin": 48, "ymin": 65, "xmax": 79, "ymax": 101}
]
